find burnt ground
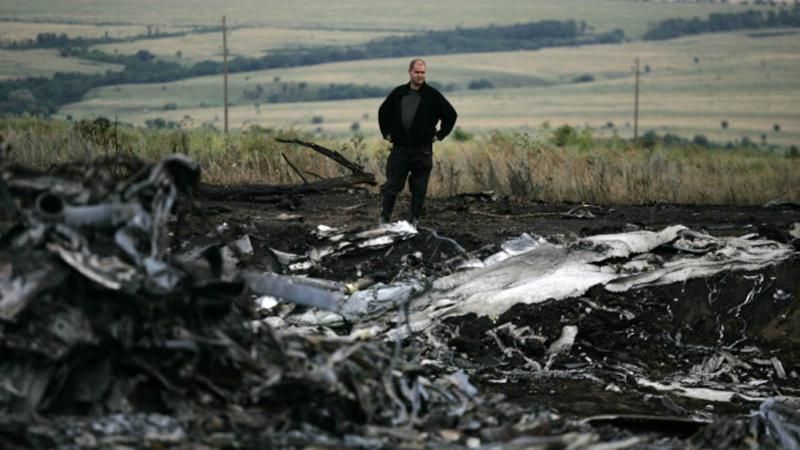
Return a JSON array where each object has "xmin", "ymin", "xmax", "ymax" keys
[
  {"xmin": 3, "ymin": 169, "xmax": 799, "ymax": 450},
  {"xmin": 193, "ymin": 188, "xmax": 800, "ymax": 281},
  {"xmin": 191, "ymin": 188, "xmax": 800, "ymax": 429}
]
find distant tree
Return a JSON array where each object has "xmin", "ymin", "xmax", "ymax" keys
[
  {"xmin": 452, "ymin": 127, "xmax": 473, "ymax": 142},
  {"xmin": 552, "ymin": 124, "xmax": 576, "ymax": 147},
  {"xmin": 145, "ymin": 117, "xmax": 178, "ymax": 129},
  {"xmin": 721, "ymin": 120, "xmax": 729, "ymax": 130},
  {"xmin": 311, "ymin": 115, "xmax": 324, "ymax": 124},
  {"xmin": 8, "ymin": 89, "xmax": 36, "ymax": 106},
  {"xmin": 645, "ymin": 7, "xmax": 800, "ymax": 41},
  {"xmin": 773, "ymin": 123, "xmax": 781, "ymax": 132},
  {"xmin": 572, "ymin": 73, "xmax": 595, "ymax": 83},
  {"xmin": 350, "ymin": 121, "xmax": 360, "ymax": 132},
  {"xmin": 136, "ymin": 49, "xmax": 155, "ymax": 62},
  {"xmin": 242, "ymin": 83, "xmax": 264, "ymax": 100},
  {"xmin": 693, "ymin": 134, "xmax": 710, "ymax": 147},
  {"xmin": 641, "ymin": 130, "xmax": 659, "ymax": 149},
  {"xmin": 467, "ymin": 79, "xmax": 494, "ymax": 90}
]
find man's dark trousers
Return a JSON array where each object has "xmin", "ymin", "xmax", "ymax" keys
[{"xmin": 380, "ymin": 143, "xmax": 433, "ymax": 222}]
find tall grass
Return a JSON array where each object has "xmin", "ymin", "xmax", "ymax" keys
[{"xmin": 2, "ymin": 117, "xmax": 798, "ymax": 205}]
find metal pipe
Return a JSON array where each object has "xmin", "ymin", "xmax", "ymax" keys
[{"xmin": 35, "ymin": 193, "xmax": 143, "ymax": 229}]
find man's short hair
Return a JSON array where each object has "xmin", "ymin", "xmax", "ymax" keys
[{"xmin": 408, "ymin": 58, "xmax": 426, "ymax": 71}]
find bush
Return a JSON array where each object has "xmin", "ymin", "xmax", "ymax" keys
[
  {"xmin": 740, "ymin": 136, "xmax": 755, "ymax": 148},
  {"xmin": 551, "ymin": 124, "xmax": 578, "ymax": 148},
  {"xmin": 145, "ymin": 117, "xmax": 178, "ymax": 129},
  {"xmin": 572, "ymin": 73, "xmax": 595, "ymax": 83},
  {"xmin": 641, "ymin": 130, "xmax": 658, "ymax": 149},
  {"xmin": 467, "ymin": 79, "xmax": 494, "ymax": 90},
  {"xmin": 550, "ymin": 124, "xmax": 595, "ymax": 150},
  {"xmin": 311, "ymin": 115, "xmax": 324, "ymax": 125},
  {"xmin": 693, "ymin": 134, "xmax": 710, "ymax": 148},
  {"xmin": 136, "ymin": 49, "xmax": 155, "ymax": 62},
  {"xmin": 451, "ymin": 127, "xmax": 473, "ymax": 142}
]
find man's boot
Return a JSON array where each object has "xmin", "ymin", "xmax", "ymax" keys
[
  {"xmin": 410, "ymin": 194, "xmax": 424, "ymax": 226},
  {"xmin": 380, "ymin": 194, "xmax": 396, "ymax": 225}
]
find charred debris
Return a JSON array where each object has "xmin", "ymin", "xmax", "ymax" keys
[{"xmin": 1, "ymin": 144, "xmax": 799, "ymax": 449}]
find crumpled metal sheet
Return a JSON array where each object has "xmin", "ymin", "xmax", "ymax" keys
[
  {"xmin": 760, "ymin": 398, "xmax": 800, "ymax": 450},
  {"xmin": 0, "ymin": 155, "xmax": 200, "ymax": 301},
  {"xmin": 0, "ymin": 251, "xmax": 67, "ymax": 321},
  {"xmin": 271, "ymin": 221, "xmax": 419, "ymax": 273},
  {"xmin": 2, "ymin": 155, "xmax": 346, "ymax": 312},
  {"xmin": 0, "ymin": 362, "xmax": 54, "ymax": 413},
  {"xmin": 405, "ymin": 225, "xmax": 795, "ymax": 322},
  {"xmin": 340, "ymin": 280, "xmax": 423, "ymax": 320},
  {"xmin": 692, "ymin": 398, "xmax": 800, "ymax": 449}
]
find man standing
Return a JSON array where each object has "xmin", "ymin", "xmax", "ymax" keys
[{"xmin": 378, "ymin": 58, "xmax": 457, "ymax": 226}]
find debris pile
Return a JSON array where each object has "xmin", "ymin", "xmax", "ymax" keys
[
  {"xmin": 1, "ymin": 151, "xmax": 799, "ymax": 449},
  {"xmin": 0, "ymin": 155, "xmax": 488, "ymax": 449}
]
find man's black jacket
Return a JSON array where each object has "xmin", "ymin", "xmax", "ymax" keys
[{"xmin": 378, "ymin": 82, "xmax": 457, "ymax": 147}]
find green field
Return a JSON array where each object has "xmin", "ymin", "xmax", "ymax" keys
[
  {"xmin": 2, "ymin": 0, "xmax": 770, "ymax": 37},
  {"xmin": 91, "ymin": 28, "xmax": 406, "ymax": 63},
  {"xmin": 0, "ymin": 20, "xmax": 175, "ymax": 43},
  {"xmin": 58, "ymin": 30, "xmax": 800, "ymax": 146},
  {"xmin": 0, "ymin": 48, "xmax": 123, "ymax": 80},
  {"xmin": 3, "ymin": 0, "xmax": 797, "ymax": 146}
]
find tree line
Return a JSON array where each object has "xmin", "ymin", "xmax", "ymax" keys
[
  {"xmin": 0, "ymin": 26, "xmax": 222, "ymax": 49},
  {"xmin": 0, "ymin": 19, "xmax": 624, "ymax": 116},
  {"xmin": 644, "ymin": 5, "xmax": 800, "ymax": 40}
]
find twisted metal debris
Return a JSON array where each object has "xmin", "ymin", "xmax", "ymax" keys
[{"xmin": 0, "ymin": 154, "xmax": 486, "ymax": 449}]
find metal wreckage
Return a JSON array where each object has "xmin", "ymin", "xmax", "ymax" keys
[{"xmin": 1, "ymin": 148, "xmax": 799, "ymax": 449}]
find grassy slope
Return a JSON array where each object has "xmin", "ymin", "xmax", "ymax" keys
[
  {"xmin": 0, "ymin": 21, "xmax": 171, "ymax": 42},
  {"xmin": 2, "ymin": 0, "xmax": 767, "ymax": 35},
  {"xmin": 58, "ymin": 31, "xmax": 800, "ymax": 146},
  {"xmin": 90, "ymin": 28, "xmax": 408, "ymax": 64},
  {"xmin": 0, "ymin": 48, "xmax": 124, "ymax": 80}
]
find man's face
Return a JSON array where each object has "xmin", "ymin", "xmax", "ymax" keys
[{"xmin": 408, "ymin": 62, "xmax": 426, "ymax": 89}]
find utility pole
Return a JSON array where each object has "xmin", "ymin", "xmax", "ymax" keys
[
  {"xmin": 633, "ymin": 57, "xmax": 640, "ymax": 142},
  {"xmin": 222, "ymin": 15, "xmax": 229, "ymax": 136}
]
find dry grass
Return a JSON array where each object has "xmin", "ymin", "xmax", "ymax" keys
[
  {"xmin": 427, "ymin": 133, "xmax": 800, "ymax": 204},
  {"xmin": 3, "ymin": 117, "xmax": 798, "ymax": 205}
]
